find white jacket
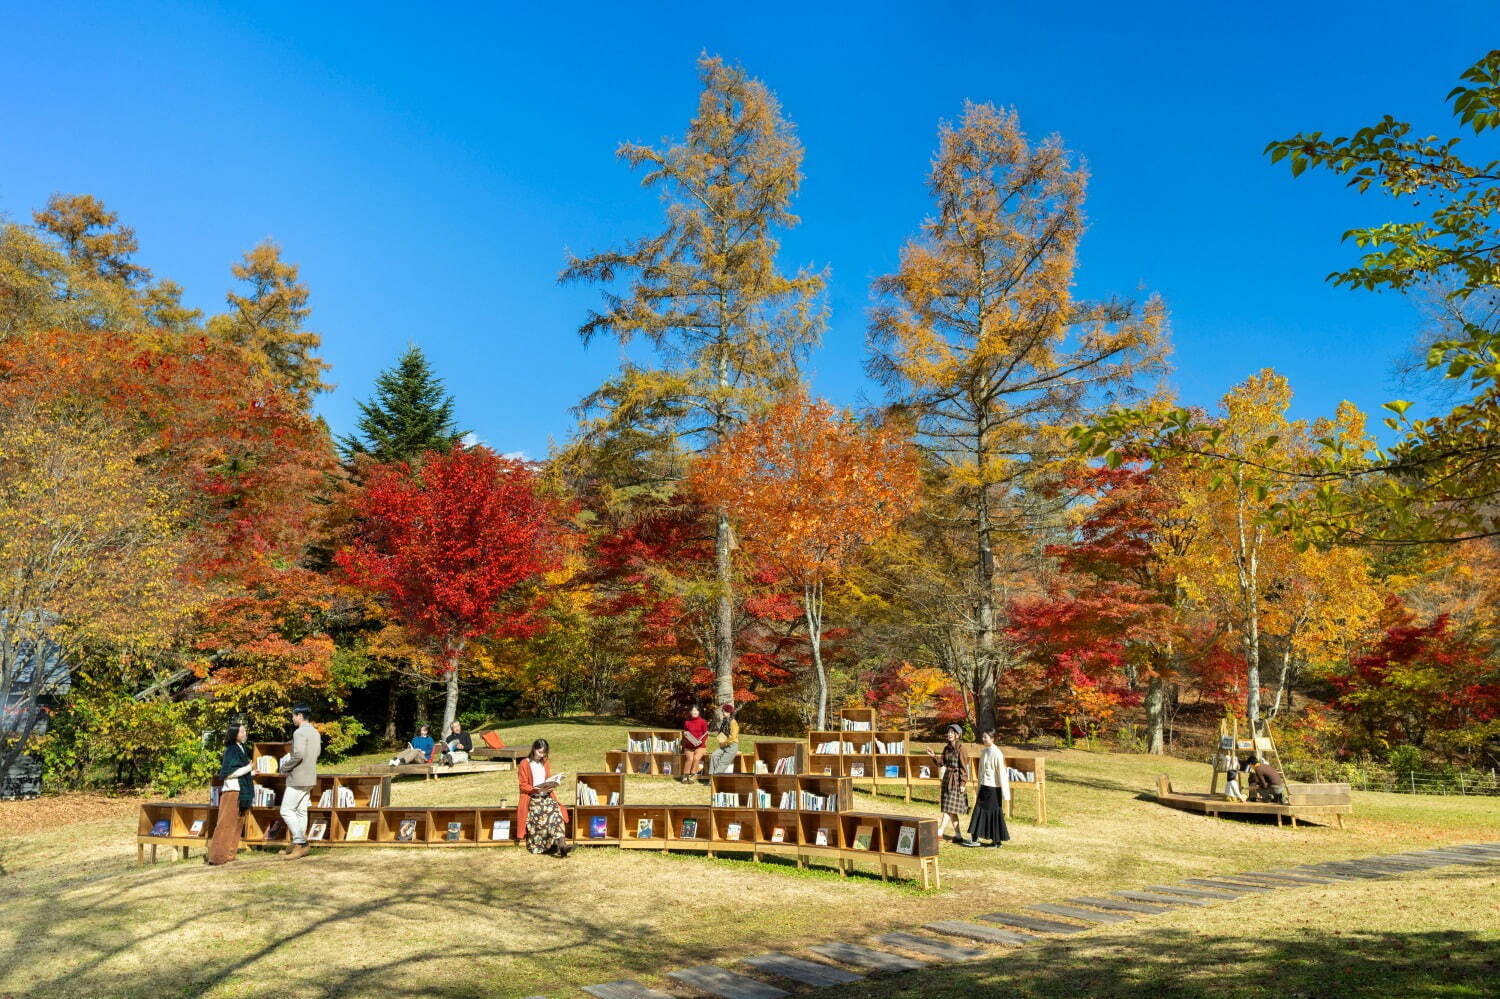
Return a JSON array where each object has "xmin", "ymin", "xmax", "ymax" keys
[{"xmin": 978, "ymin": 745, "xmax": 1012, "ymax": 802}]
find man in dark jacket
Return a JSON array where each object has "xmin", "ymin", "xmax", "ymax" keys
[{"xmin": 1248, "ymin": 757, "xmax": 1288, "ymax": 804}]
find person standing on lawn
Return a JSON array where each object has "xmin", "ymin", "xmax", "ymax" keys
[
  {"xmin": 206, "ymin": 722, "xmax": 253, "ymax": 865},
  {"xmin": 967, "ymin": 729, "xmax": 1011, "ymax": 847},
  {"xmin": 279, "ymin": 705, "xmax": 321, "ymax": 860},
  {"xmin": 925, "ymin": 724, "xmax": 977, "ymax": 846}
]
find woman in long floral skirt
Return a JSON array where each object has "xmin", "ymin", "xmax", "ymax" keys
[
  {"xmin": 967, "ymin": 729, "xmax": 1012, "ymax": 847},
  {"xmin": 207, "ymin": 723, "xmax": 253, "ymax": 865},
  {"xmin": 518, "ymin": 738, "xmax": 572, "ymax": 857}
]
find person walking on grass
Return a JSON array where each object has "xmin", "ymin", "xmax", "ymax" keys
[
  {"xmin": 967, "ymin": 729, "xmax": 1011, "ymax": 848},
  {"xmin": 925, "ymin": 724, "xmax": 977, "ymax": 846},
  {"xmin": 278, "ymin": 704, "xmax": 321, "ymax": 861},
  {"xmin": 206, "ymin": 722, "xmax": 253, "ymax": 865}
]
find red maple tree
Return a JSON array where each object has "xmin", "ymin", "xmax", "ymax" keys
[{"xmin": 336, "ymin": 444, "xmax": 561, "ymax": 730}]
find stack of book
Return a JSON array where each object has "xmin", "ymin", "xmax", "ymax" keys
[
  {"xmin": 840, "ymin": 719, "xmax": 873, "ymax": 732},
  {"xmin": 799, "ymin": 790, "xmax": 834, "ymax": 811},
  {"xmin": 873, "ymin": 738, "xmax": 906, "ymax": 754},
  {"xmin": 711, "ymin": 791, "xmax": 744, "ymax": 807}
]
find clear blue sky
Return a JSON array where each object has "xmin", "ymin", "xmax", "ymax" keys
[{"xmin": 2, "ymin": 2, "xmax": 1495, "ymax": 456}]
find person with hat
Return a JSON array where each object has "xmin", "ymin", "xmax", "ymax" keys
[
  {"xmin": 708, "ymin": 704, "xmax": 741, "ymax": 775},
  {"xmin": 924, "ymin": 723, "xmax": 978, "ymax": 846}
]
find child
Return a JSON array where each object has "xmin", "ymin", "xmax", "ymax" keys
[{"xmin": 1222, "ymin": 752, "xmax": 1246, "ymax": 802}]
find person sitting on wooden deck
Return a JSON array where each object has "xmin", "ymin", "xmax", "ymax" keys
[
  {"xmin": 440, "ymin": 721, "xmax": 472, "ymax": 764},
  {"xmin": 1247, "ymin": 756, "xmax": 1289, "ymax": 804},
  {"xmin": 390, "ymin": 725, "xmax": 436, "ymax": 765}
]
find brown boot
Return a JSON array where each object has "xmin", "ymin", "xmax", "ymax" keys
[
  {"xmin": 284, "ymin": 843, "xmax": 311, "ymax": 861},
  {"xmin": 279, "ymin": 843, "xmax": 295, "ymax": 856}
]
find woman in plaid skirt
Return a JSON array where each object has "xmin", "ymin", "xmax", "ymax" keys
[{"xmin": 925, "ymin": 724, "xmax": 978, "ymax": 846}]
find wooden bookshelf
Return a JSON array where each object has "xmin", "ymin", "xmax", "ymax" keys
[
  {"xmin": 575, "ymin": 806, "xmax": 622, "ymax": 844},
  {"xmin": 710, "ymin": 808, "xmax": 758, "ymax": 853},
  {"xmin": 752, "ymin": 739, "xmax": 805, "ymax": 775},
  {"xmin": 625, "ymin": 729, "xmax": 681, "ymax": 753},
  {"xmin": 621, "ymin": 806, "xmax": 670, "ymax": 848},
  {"xmin": 753, "ymin": 773, "xmax": 800, "ymax": 810},
  {"xmin": 429, "ymin": 809, "xmax": 478, "ymax": 845},
  {"xmin": 575, "ymin": 772, "xmax": 624, "ymax": 809},
  {"xmin": 838, "ymin": 706, "xmax": 877, "ymax": 731},
  {"xmin": 668, "ymin": 806, "xmax": 711, "ymax": 845}
]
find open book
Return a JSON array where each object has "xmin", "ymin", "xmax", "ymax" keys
[{"xmin": 534, "ymin": 771, "xmax": 567, "ymax": 790}]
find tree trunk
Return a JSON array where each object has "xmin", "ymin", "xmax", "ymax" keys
[
  {"xmin": 440, "ymin": 642, "xmax": 463, "ymax": 734},
  {"xmin": 805, "ymin": 582, "xmax": 827, "ymax": 730},
  {"xmin": 384, "ymin": 674, "xmax": 400, "ymax": 744},
  {"xmin": 714, "ymin": 509, "xmax": 736, "ymax": 710},
  {"xmin": 1144, "ymin": 675, "xmax": 1166, "ymax": 755},
  {"xmin": 414, "ymin": 685, "xmax": 430, "ymax": 729},
  {"xmin": 1270, "ymin": 642, "xmax": 1295, "ymax": 719},
  {"xmin": 974, "ymin": 479, "xmax": 998, "ymax": 735}
]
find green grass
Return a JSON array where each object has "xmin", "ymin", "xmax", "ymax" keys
[{"xmin": 0, "ymin": 716, "xmax": 1495, "ymax": 998}]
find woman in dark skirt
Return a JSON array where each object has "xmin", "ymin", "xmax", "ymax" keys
[
  {"xmin": 207, "ymin": 723, "xmax": 254, "ymax": 865},
  {"xmin": 968, "ymin": 729, "xmax": 1012, "ymax": 847},
  {"xmin": 925, "ymin": 724, "xmax": 977, "ymax": 846},
  {"xmin": 518, "ymin": 738, "xmax": 572, "ymax": 857}
]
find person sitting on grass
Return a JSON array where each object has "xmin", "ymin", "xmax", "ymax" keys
[{"xmin": 390, "ymin": 725, "xmax": 436, "ymax": 765}]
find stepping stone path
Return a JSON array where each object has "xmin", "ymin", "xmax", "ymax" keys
[
  {"xmin": 1030, "ymin": 902, "xmax": 1135, "ymax": 924},
  {"xmin": 980, "ymin": 912, "xmax": 1090, "ymax": 934},
  {"xmin": 925, "ymin": 920, "xmax": 1040, "ymax": 946},
  {"xmin": 581, "ymin": 842, "xmax": 1497, "ymax": 997},
  {"xmin": 1066, "ymin": 895, "xmax": 1175, "ymax": 915},
  {"xmin": 875, "ymin": 931, "xmax": 986, "ymax": 961},
  {"xmin": 583, "ymin": 983, "xmax": 674, "ymax": 999},
  {"xmin": 809, "ymin": 942, "xmax": 927, "ymax": 973},
  {"xmin": 668, "ymin": 965, "xmax": 790, "ymax": 999},
  {"xmin": 741, "ymin": 954, "xmax": 864, "ymax": 987}
]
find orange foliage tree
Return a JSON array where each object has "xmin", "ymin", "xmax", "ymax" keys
[{"xmin": 690, "ymin": 395, "xmax": 920, "ymax": 726}]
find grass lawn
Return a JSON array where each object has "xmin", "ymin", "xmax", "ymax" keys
[{"xmin": 0, "ymin": 716, "xmax": 1495, "ymax": 998}]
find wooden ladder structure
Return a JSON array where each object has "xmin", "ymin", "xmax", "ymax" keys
[{"xmin": 1209, "ymin": 717, "xmax": 1282, "ymax": 795}]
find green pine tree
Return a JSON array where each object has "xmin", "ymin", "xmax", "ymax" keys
[{"xmin": 339, "ymin": 345, "xmax": 464, "ymax": 465}]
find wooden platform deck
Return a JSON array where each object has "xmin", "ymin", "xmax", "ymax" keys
[
  {"xmin": 360, "ymin": 761, "xmax": 513, "ymax": 779},
  {"xmin": 1155, "ymin": 776, "xmax": 1350, "ymax": 828}
]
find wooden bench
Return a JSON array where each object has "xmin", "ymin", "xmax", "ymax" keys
[{"xmin": 359, "ymin": 761, "xmax": 513, "ymax": 780}]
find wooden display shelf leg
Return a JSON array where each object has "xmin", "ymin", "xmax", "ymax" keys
[
  {"xmin": 1336, "ymin": 814, "xmax": 1345, "ymax": 830},
  {"xmin": 151, "ymin": 844, "xmax": 158, "ymax": 864},
  {"xmin": 137, "ymin": 843, "xmax": 145, "ymax": 867},
  {"xmin": 1290, "ymin": 815, "xmax": 1298, "ymax": 828}
]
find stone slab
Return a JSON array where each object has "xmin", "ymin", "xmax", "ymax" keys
[
  {"xmin": 1182, "ymin": 878, "xmax": 1276, "ymax": 893},
  {"xmin": 875, "ymin": 931, "xmax": 986, "ymax": 962},
  {"xmin": 979, "ymin": 912, "xmax": 1090, "ymax": 935},
  {"xmin": 1030, "ymin": 903, "xmax": 1133, "ymax": 924},
  {"xmin": 741, "ymin": 954, "xmax": 863, "ymax": 987},
  {"xmin": 583, "ymin": 982, "xmax": 675, "ymax": 999},
  {"xmin": 1147, "ymin": 884, "xmax": 1243, "ymax": 900},
  {"xmin": 1067, "ymin": 895, "xmax": 1174, "ymax": 915},
  {"xmin": 1115, "ymin": 889, "xmax": 1211, "ymax": 907},
  {"xmin": 667, "ymin": 966, "xmax": 790, "ymax": 999},
  {"xmin": 809, "ymin": 942, "xmax": 927, "ymax": 973},
  {"xmin": 924, "ymin": 921, "xmax": 1040, "ymax": 946},
  {"xmin": 1231, "ymin": 872, "xmax": 1330, "ymax": 885}
]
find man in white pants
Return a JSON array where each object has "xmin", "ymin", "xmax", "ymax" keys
[{"xmin": 279, "ymin": 704, "xmax": 321, "ymax": 860}]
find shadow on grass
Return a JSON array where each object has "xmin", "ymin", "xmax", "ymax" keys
[{"xmin": 831, "ymin": 926, "xmax": 1499, "ymax": 998}]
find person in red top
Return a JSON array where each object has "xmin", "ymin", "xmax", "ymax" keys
[
  {"xmin": 518, "ymin": 738, "xmax": 571, "ymax": 857},
  {"xmin": 679, "ymin": 705, "xmax": 710, "ymax": 783}
]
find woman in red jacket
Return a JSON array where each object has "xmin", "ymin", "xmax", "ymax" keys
[{"xmin": 518, "ymin": 738, "xmax": 571, "ymax": 857}]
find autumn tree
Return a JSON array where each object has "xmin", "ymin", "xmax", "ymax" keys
[
  {"xmin": 337, "ymin": 444, "xmax": 561, "ymax": 731},
  {"xmin": 561, "ymin": 55, "xmax": 825, "ymax": 713},
  {"xmin": 868, "ymin": 103, "xmax": 1168, "ymax": 732},
  {"xmin": 689, "ymin": 394, "xmax": 920, "ymax": 726},
  {"xmin": 33, "ymin": 193, "xmax": 150, "ymax": 288},
  {"xmin": 208, "ymin": 239, "xmax": 329, "ymax": 403},
  {"xmin": 340, "ymin": 345, "xmax": 464, "ymax": 465}
]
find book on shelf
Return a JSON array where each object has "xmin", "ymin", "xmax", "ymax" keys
[
  {"xmin": 773, "ymin": 756, "xmax": 796, "ymax": 775},
  {"xmin": 265, "ymin": 819, "xmax": 286, "ymax": 841},
  {"xmin": 680, "ymin": 817, "xmax": 699, "ymax": 839},
  {"xmin": 367, "ymin": 786, "xmax": 382, "ymax": 807},
  {"xmin": 770, "ymin": 826, "xmax": 786, "ymax": 843},
  {"xmin": 798, "ymin": 790, "xmax": 832, "ymax": 811},
  {"xmin": 345, "ymin": 819, "xmax": 371, "ymax": 841},
  {"xmin": 711, "ymin": 792, "xmax": 742, "ymax": 807},
  {"xmin": 661, "ymin": 762, "xmax": 673, "ymax": 775},
  {"xmin": 589, "ymin": 815, "xmax": 609, "ymax": 839},
  {"xmin": 725, "ymin": 822, "xmax": 742, "ymax": 842},
  {"xmin": 852, "ymin": 824, "xmax": 875, "ymax": 851},
  {"xmin": 255, "ymin": 755, "xmax": 278, "ymax": 774},
  {"xmin": 188, "ymin": 818, "xmax": 205, "ymax": 836},
  {"xmin": 754, "ymin": 760, "xmax": 769, "ymax": 774},
  {"xmin": 445, "ymin": 821, "xmax": 463, "ymax": 842},
  {"xmin": 635, "ymin": 758, "xmax": 652, "ymax": 775},
  {"xmin": 636, "ymin": 818, "xmax": 654, "ymax": 839},
  {"xmin": 841, "ymin": 719, "xmax": 872, "ymax": 731},
  {"xmin": 614, "ymin": 763, "xmax": 624, "ymax": 773},
  {"xmin": 608, "ymin": 791, "xmax": 620, "ymax": 806},
  {"xmin": 777, "ymin": 791, "xmax": 797, "ymax": 810},
  {"xmin": 814, "ymin": 827, "xmax": 831, "ymax": 847},
  {"xmin": 577, "ymin": 782, "xmax": 599, "ymax": 806},
  {"xmin": 918, "ymin": 765, "xmax": 932, "ymax": 779},
  {"xmin": 849, "ymin": 765, "xmax": 866, "ymax": 778},
  {"xmin": 149, "ymin": 819, "xmax": 171, "ymax": 837},
  {"xmin": 210, "ymin": 786, "xmax": 220, "ymax": 807},
  {"xmin": 883, "ymin": 764, "xmax": 901, "ymax": 778},
  {"xmin": 396, "ymin": 818, "xmax": 418, "ymax": 842},
  {"xmin": 755, "ymin": 789, "xmax": 771, "ymax": 808},
  {"xmin": 822, "ymin": 767, "xmax": 833, "ymax": 776},
  {"xmin": 895, "ymin": 825, "xmax": 916, "ymax": 856},
  {"xmin": 492, "ymin": 819, "xmax": 511, "ymax": 841},
  {"xmin": 308, "ymin": 821, "xmax": 328, "ymax": 841},
  {"xmin": 317, "ymin": 789, "xmax": 333, "ymax": 808}
]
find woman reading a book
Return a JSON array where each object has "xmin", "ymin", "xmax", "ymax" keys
[
  {"xmin": 708, "ymin": 704, "xmax": 740, "ymax": 775},
  {"xmin": 518, "ymin": 738, "xmax": 572, "ymax": 857},
  {"xmin": 207, "ymin": 723, "xmax": 254, "ymax": 865},
  {"xmin": 925, "ymin": 724, "xmax": 977, "ymax": 846},
  {"xmin": 967, "ymin": 729, "xmax": 1011, "ymax": 847},
  {"xmin": 679, "ymin": 705, "xmax": 709, "ymax": 783}
]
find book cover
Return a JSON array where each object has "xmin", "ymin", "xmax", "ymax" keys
[
  {"xmin": 445, "ymin": 821, "xmax": 463, "ymax": 842},
  {"xmin": 396, "ymin": 818, "xmax": 418, "ymax": 842},
  {"xmin": 725, "ymin": 822, "xmax": 742, "ymax": 841},
  {"xmin": 850, "ymin": 765, "xmax": 865, "ymax": 778},
  {"xmin": 884, "ymin": 764, "xmax": 900, "ymax": 778},
  {"xmin": 149, "ymin": 819, "xmax": 170, "ymax": 837},
  {"xmin": 814, "ymin": 827, "xmax": 831, "ymax": 847},
  {"xmin": 589, "ymin": 815, "xmax": 609, "ymax": 839},
  {"xmin": 346, "ymin": 819, "xmax": 371, "ymax": 841},
  {"xmin": 680, "ymin": 817, "xmax": 699, "ymax": 839},
  {"xmin": 661, "ymin": 762, "xmax": 673, "ymax": 774},
  {"xmin": 636, "ymin": 818, "xmax": 654, "ymax": 839},
  {"xmin": 492, "ymin": 819, "xmax": 511, "ymax": 841},
  {"xmin": 919, "ymin": 765, "xmax": 932, "ymax": 779},
  {"xmin": 608, "ymin": 791, "xmax": 620, "ymax": 806},
  {"xmin": 265, "ymin": 819, "xmax": 285, "ymax": 841},
  {"xmin": 188, "ymin": 818, "xmax": 205, "ymax": 836},
  {"xmin": 895, "ymin": 825, "xmax": 917, "ymax": 856},
  {"xmin": 308, "ymin": 821, "xmax": 327, "ymax": 841},
  {"xmin": 770, "ymin": 826, "xmax": 786, "ymax": 843},
  {"xmin": 822, "ymin": 767, "xmax": 833, "ymax": 776},
  {"xmin": 853, "ymin": 824, "xmax": 874, "ymax": 851}
]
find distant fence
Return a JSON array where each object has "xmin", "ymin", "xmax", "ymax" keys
[{"xmin": 1286, "ymin": 765, "xmax": 1500, "ymax": 796}]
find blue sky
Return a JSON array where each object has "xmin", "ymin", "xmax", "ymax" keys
[{"xmin": 2, "ymin": 2, "xmax": 1495, "ymax": 456}]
